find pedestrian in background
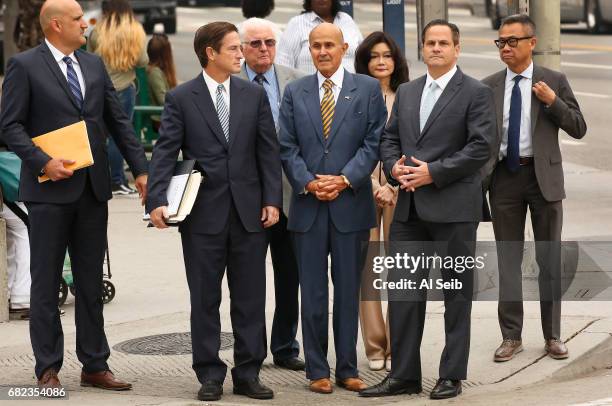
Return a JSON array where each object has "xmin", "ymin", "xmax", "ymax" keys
[
  {"xmin": 353, "ymin": 30, "xmax": 409, "ymax": 373},
  {"xmin": 241, "ymin": 0, "xmax": 275, "ymax": 19},
  {"xmin": 87, "ymin": 0, "xmax": 148, "ymax": 195},
  {"xmin": 146, "ymin": 33, "xmax": 177, "ymax": 107},
  {"xmin": 276, "ymin": 0, "xmax": 362, "ymax": 74},
  {"xmin": 483, "ymin": 14, "xmax": 586, "ymax": 363}
]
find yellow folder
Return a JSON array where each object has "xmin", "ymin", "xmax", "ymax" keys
[{"xmin": 32, "ymin": 121, "xmax": 94, "ymax": 183}]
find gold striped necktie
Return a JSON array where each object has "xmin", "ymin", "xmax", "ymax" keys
[{"xmin": 320, "ymin": 79, "xmax": 335, "ymax": 139}]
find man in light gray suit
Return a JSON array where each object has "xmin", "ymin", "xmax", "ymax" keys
[
  {"xmin": 482, "ymin": 14, "xmax": 586, "ymax": 363},
  {"xmin": 237, "ymin": 17, "xmax": 306, "ymax": 371}
]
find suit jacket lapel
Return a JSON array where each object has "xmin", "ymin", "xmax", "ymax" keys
[
  {"xmin": 411, "ymin": 76, "xmax": 426, "ymax": 142},
  {"xmin": 228, "ymin": 77, "xmax": 244, "ymax": 150},
  {"xmin": 418, "ymin": 68, "xmax": 463, "ymax": 142},
  {"xmin": 326, "ymin": 71, "xmax": 356, "ymax": 147},
  {"xmin": 39, "ymin": 43, "xmax": 81, "ymax": 112},
  {"xmin": 531, "ymin": 64, "xmax": 543, "ymax": 137},
  {"xmin": 74, "ymin": 50, "xmax": 91, "ymax": 111},
  {"xmin": 274, "ymin": 64, "xmax": 291, "ymax": 96},
  {"xmin": 490, "ymin": 70, "xmax": 506, "ymax": 138},
  {"xmin": 304, "ymin": 75, "xmax": 325, "ymax": 147},
  {"xmin": 191, "ymin": 75, "xmax": 228, "ymax": 149}
]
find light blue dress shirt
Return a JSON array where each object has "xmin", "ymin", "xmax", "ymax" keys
[{"xmin": 245, "ymin": 64, "xmax": 280, "ymax": 130}]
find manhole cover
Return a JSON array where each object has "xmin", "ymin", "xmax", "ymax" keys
[{"xmin": 113, "ymin": 332, "xmax": 234, "ymax": 355}]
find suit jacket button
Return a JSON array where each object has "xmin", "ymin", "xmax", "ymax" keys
[{"xmin": 324, "ymin": 149, "xmax": 329, "ymax": 154}]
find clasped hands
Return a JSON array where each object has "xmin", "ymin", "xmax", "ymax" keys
[
  {"xmin": 391, "ymin": 155, "xmax": 433, "ymax": 192},
  {"xmin": 306, "ymin": 174, "xmax": 348, "ymax": 201}
]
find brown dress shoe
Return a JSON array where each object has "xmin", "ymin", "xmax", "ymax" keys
[
  {"xmin": 81, "ymin": 370, "xmax": 132, "ymax": 391},
  {"xmin": 38, "ymin": 369, "xmax": 61, "ymax": 389},
  {"xmin": 494, "ymin": 339, "xmax": 523, "ymax": 362},
  {"xmin": 545, "ymin": 339, "xmax": 569, "ymax": 359},
  {"xmin": 309, "ymin": 378, "xmax": 333, "ymax": 394},
  {"xmin": 337, "ymin": 377, "xmax": 367, "ymax": 392}
]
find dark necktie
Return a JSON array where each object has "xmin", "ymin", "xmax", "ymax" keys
[
  {"xmin": 254, "ymin": 74, "xmax": 265, "ymax": 85},
  {"xmin": 62, "ymin": 56, "xmax": 83, "ymax": 111},
  {"xmin": 506, "ymin": 75, "xmax": 523, "ymax": 172}
]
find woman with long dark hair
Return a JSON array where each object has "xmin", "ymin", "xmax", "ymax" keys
[
  {"xmin": 146, "ymin": 33, "xmax": 177, "ymax": 106},
  {"xmin": 276, "ymin": 0, "xmax": 362, "ymax": 73},
  {"xmin": 354, "ymin": 31, "xmax": 409, "ymax": 372}
]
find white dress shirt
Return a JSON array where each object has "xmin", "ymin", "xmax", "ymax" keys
[
  {"xmin": 276, "ymin": 11, "xmax": 363, "ymax": 74},
  {"xmin": 500, "ymin": 61, "xmax": 533, "ymax": 160},
  {"xmin": 202, "ymin": 69, "xmax": 230, "ymax": 111},
  {"xmin": 420, "ymin": 65, "xmax": 457, "ymax": 113},
  {"xmin": 317, "ymin": 67, "xmax": 344, "ymax": 104},
  {"xmin": 45, "ymin": 38, "xmax": 86, "ymax": 98}
]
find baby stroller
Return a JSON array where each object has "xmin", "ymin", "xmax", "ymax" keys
[{"xmin": 58, "ymin": 242, "xmax": 116, "ymax": 306}]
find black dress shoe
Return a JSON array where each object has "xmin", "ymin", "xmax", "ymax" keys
[
  {"xmin": 233, "ymin": 377, "xmax": 274, "ymax": 400},
  {"xmin": 430, "ymin": 378, "xmax": 462, "ymax": 400},
  {"xmin": 198, "ymin": 380, "xmax": 223, "ymax": 401},
  {"xmin": 359, "ymin": 375, "xmax": 422, "ymax": 397},
  {"xmin": 273, "ymin": 357, "xmax": 306, "ymax": 371}
]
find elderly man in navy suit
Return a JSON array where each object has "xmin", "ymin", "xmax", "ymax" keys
[{"xmin": 279, "ymin": 23, "xmax": 387, "ymax": 394}]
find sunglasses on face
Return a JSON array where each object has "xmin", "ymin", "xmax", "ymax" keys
[
  {"xmin": 244, "ymin": 39, "xmax": 276, "ymax": 49},
  {"xmin": 494, "ymin": 36, "xmax": 533, "ymax": 49}
]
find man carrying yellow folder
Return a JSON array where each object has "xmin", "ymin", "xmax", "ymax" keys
[{"xmin": 0, "ymin": 0, "xmax": 148, "ymax": 394}]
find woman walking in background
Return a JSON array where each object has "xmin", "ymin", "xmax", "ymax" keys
[
  {"xmin": 146, "ymin": 33, "xmax": 177, "ymax": 107},
  {"xmin": 354, "ymin": 31, "xmax": 409, "ymax": 371},
  {"xmin": 88, "ymin": 0, "xmax": 148, "ymax": 195}
]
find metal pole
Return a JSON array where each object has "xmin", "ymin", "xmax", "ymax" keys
[
  {"xmin": 339, "ymin": 0, "xmax": 353, "ymax": 17},
  {"xmin": 416, "ymin": 0, "xmax": 448, "ymax": 61},
  {"xmin": 0, "ymin": 218, "xmax": 8, "ymax": 322},
  {"xmin": 506, "ymin": 0, "xmax": 529, "ymax": 15},
  {"xmin": 531, "ymin": 0, "xmax": 561, "ymax": 70},
  {"xmin": 382, "ymin": 0, "xmax": 406, "ymax": 56}
]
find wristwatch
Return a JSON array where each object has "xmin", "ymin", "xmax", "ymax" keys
[{"xmin": 340, "ymin": 174, "xmax": 351, "ymax": 188}]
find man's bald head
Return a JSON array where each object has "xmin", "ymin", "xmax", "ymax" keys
[
  {"xmin": 40, "ymin": 0, "xmax": 73, "ymax": 33},
  {"xmin": 309, "ymin": 22, "xmax": 344, "ymax": 45},
  {"xmin": 40, "ymin": 0, "xmax": 87, "ymax": 54},
  {"xmin": 308, "ymin": 22, "xmax": 348, "ymax": 77}
]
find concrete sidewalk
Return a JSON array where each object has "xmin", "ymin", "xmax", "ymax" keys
[{"xmin": 1, "ymin": 161, "xmax": 612, "ymax": 405}]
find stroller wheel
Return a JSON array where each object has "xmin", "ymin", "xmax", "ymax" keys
[
  {"xmin": 101, "ymin": 280, "xmax": 116, "ymax": 304},
  {"xmin": 59, "ymin": 278, "xmax": 68, "ymax": 307}
]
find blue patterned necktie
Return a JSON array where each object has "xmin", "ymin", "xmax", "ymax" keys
[
  {"xmin": 506, "ymin": 75, "xmax": 523, "ymax": 172},
  {"xmin": 216, "ymin": 84, "xmax": 230, "ymax": 142},
  {"xmin": 62, "ymin": 56, "xmax": 83, "ymax": 111}
]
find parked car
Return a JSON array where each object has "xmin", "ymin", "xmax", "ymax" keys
[
  {"xmin": 484, "ymin": 0, "xmax": 612, "ymax": 33},
  {"xmin": 81, "ymin": 0, "xmax": 177, "ymax": 35},
  {"xmin": 177, "ymin": 0, "xmax": 240, "ymax": 7},
  {"xmin": 130, "ymin": 0, "xmax": 177, "ymax": 34}
]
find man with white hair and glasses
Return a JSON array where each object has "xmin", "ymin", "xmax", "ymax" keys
[{"xmin": 237, "ymin": 17, "xmax": 306, "ymax": 371}]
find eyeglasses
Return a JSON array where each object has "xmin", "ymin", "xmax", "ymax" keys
[
  {"xmin": 244, "ymin": 39, "xmax": 276, "ymax": 49},
  {"xmin": 494, "ymin": 36, "xmax": 533, "ymax": 49}
]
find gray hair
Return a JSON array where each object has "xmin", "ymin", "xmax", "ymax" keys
[{"xmin": 238, "ymin": 17, "xmax": 281, "ymax": 42}]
